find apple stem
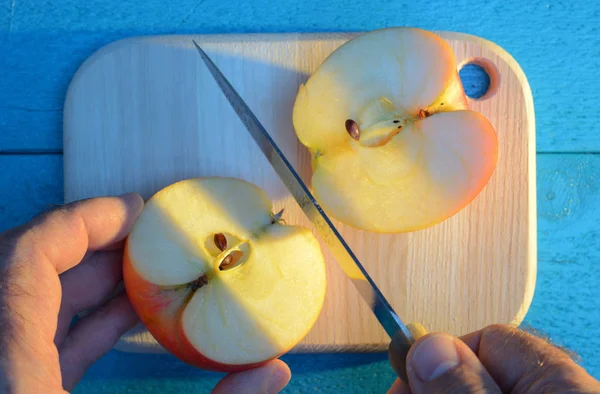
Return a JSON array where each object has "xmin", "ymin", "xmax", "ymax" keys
[
  {"xmin": 271, "ymin": 209, "xmax": 285, "ymax": 224},
  {"xmin": 188, "ymin": 275, "xmax": 209, "ymax": 291},
  {"xmin": 418, "ymin": 109, "xmax": 431, "ymax": 119}
]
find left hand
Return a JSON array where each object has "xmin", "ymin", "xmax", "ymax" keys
[{"xmin": 0, "ymin": 194, "xmax": 291, "ymax": 393}]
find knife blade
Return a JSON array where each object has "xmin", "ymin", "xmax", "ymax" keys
[{"xmin": 192, "ymin": 40, "xmax": 425, "ymax": 382}]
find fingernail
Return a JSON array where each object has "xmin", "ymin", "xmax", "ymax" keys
[
  {"xmin": 117, "ymin": 192, "xmax": 144, "ymax": 208},
  {"xmin": 410, "ymin": 334, "xmax": 460, "ymax": 382},
  {"xmin": 267, "ymin": 367, "xmax": 290, "ymax": 394},
  {"xmin": 118, "ymin": 192, "xmax": 139, "ymax": 201}
]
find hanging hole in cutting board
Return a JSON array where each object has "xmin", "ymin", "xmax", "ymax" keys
[{"xmin": 458, "ymin": 58, "xmax": 499, "ymax": 100}]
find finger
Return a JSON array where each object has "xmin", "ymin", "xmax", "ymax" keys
[
  {"xmin": 387, "ymin": 378, "xmax": 412, "ymax": 394},
  {"xmin": 405, "ymin": 332, "xmax": 502, "ymax": 394},
  {"xmin": 58, "ymin": 292, "xmax": 139, "ymax": 391},
  {"xmin": 55, "ymin": 250, "xmax": 125, "ymax": 346},
  {"xmin": 12, "ymin": 192, "xmax": 143, "ymax": 275},
  {"xmin": 459, "ymin": 324, "xmax": 600, "ymax": 393},
  {"xmin": 212, "ymin": 359, "xmax": 291, "ymax": 394}
]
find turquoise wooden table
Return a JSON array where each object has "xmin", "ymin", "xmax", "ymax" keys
[{"xmin": 1, "ymin": 0, "xmax": 599, "ymax": 392}]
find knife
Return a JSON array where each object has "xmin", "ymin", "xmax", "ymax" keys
[{"xmin": 192, "ymin": 40, "xmax": 427, "ymax": 383}]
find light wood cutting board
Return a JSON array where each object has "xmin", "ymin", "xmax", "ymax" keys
[{"xmin": 63, "ymin": 31, "xmax": 537, "ymax": 353}]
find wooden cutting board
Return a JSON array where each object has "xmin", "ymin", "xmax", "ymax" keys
[{"xmin": 63, "ymin": 31, "xmax": 537, "ymax": 353}]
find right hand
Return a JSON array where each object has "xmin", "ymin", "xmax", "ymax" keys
[{"xmin": 388, "ymin": 324, "xmax": 600, "ymax": 393}]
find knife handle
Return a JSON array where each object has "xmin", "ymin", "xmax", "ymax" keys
[{"xmin": 388, "ymin": 322, "xmax": 428, "ymax": 383}]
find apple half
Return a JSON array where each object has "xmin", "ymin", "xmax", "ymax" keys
[
  {"xmin": 292, "ymin": 27, "xmax": 498, "ymax": 233},
  {"xmin": 123, "ymin": 177, "xmax": 327, "ymax": 372}
]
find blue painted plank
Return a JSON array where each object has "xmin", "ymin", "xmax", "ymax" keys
[
  {"xmin": 530, "ymin": 153, "xmax": 600, "ymax": 380},
  {"xmin": 537, "ymin": 153, "xmax": 600, "ymax": 263},
  {"xmin": 0, "ymin": 32, "xmax": 117, "ymax": 152},
  {"xmin": 73, "ymin": 351, "xmax": 395, "ymax": 394},
  {"xmin": 1, "ymin": 153, "xmax": 599, "ymax": 389},
  {"xmin": 0, "ymin": 154, "xmax": 63, "ymax": 231},
  {"xmin": 0, "ymin": 0, "xmax": 599, "ymax": 151},
  {"xmin": 0, "ymin": 0, "xmax": 10, "ymax": 31}
]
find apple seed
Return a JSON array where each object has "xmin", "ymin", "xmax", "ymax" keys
[
  {"xmin": 345, "ymin": 119, "xmax": 360, "ymax": 140},
  {"xmin": 219, "ymin": 250, "xmax": 244, "ymax": 271},
  {"xmin": 214, "ymin": 233, "xmax": 227, "ymax": 251}
]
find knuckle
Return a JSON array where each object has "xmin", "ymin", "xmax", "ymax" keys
[
  {"xmin": 1, "ymin": 200, "xmax": 87, "ymax": 266},
  {"xmin": 518, "ymin": 358, "xmax": 598, "ymax": 393},
  {"xmin": 481, "ymin": 323, "xmax": 519, "ymax": 339},
  {"xmin": 13, "ymin": 227, "xmax": 52, "ymax": 270},
  {"xmin": 473, "ymin": 324, "xmax": 599, "ymax": 393}
]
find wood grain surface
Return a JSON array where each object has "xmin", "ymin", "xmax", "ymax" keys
[{"xmin": 61, "ymin": 31, "xmax": 536, "ymax": 353}]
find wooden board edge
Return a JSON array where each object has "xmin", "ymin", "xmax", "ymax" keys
[
  {"xmin": 453, "ymin": 32, "xmax": 538, "ymax": 328},
  {"xmin": 111, "ymin": 325, "xmax": 391, "ymax": 353}
]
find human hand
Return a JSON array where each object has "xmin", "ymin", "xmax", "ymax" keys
[
  {"xmin": 387, "ymin": 324, "xmax": 600, "ymax": 393},
  {"xmin": 0, "ymin": 194, "xmax": 290, "ymax": 393}
]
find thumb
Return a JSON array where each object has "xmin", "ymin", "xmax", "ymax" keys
[
  {"xmin": 405, "ymin": 332, "xmax": 502, "ymax": 394},
  {"xmin": 212, "ymin": 359, "xmax": 291, "ymax": 394}
]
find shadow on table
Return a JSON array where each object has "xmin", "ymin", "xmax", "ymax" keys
[{"xmin": 82, "ymin": 349, "xmax": 391, "ymax": 381}]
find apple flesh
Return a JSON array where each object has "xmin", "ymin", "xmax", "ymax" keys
[
  {"xmin": 123, "ymin": 177, "xmax": 327, "ymax": 372},
  {"xmin": 292, "ymin": 27, "xmax": 498, "ymax": 233}
]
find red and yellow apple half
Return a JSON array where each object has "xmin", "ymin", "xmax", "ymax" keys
[
  {"xmin": 123, "ymin": 177, "xmax": 327, "ymax": 372},
  {"xmin": 292, "ymin": 27, "xmax": 498, "ymax": 233}
]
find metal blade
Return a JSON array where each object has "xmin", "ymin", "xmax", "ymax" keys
[{"xmin": 192, "ymin": 40, "xmax": 416, "ymax": 347}]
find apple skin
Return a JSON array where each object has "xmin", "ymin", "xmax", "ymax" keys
[{"xmin": 123, "ymin": 243, "xmax": 285, "ymax": 372}]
